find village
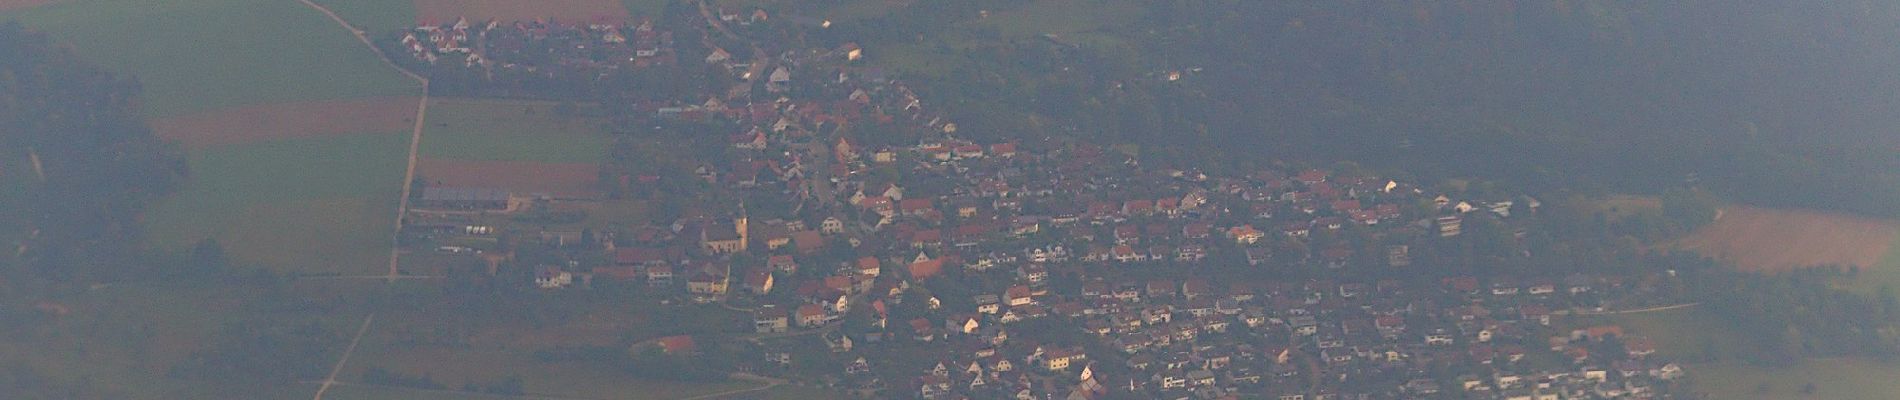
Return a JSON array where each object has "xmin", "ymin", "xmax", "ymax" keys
[{"xmin": 381, "ymin": 6, "xmax": 1690, "ymax": 400}]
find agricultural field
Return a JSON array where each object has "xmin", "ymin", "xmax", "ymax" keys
[
  {"xmin": 420, "ymin": 98, "xmax": 613, "ymax": 163},
  {"xmin": 1674, "ymin": 206, "xmax": 1898, "ymax": 272},
  {"xmin": 1592, "ymin": 194, "xmax": 1663, "ymax": 219},
  {"xmin": 4, "ymin": 0, "xmax": 428, "ymax": 276},
  {"xmin": 1848, "ymin": 235, "xmax": 1900, "ymax": 293},
  {"xmin": 0, "ymin": 0, "xmax": 418, "ymax": 118},
  {"xmin": 966, "ymin": 0, "xmax": 1145, "ymax": 39},
  {"xmin": 1605, "ymin": 307, "xmax": 1754, "ymax": 362},
  {"xmin": 0, "ymin": 0, "xmax": 53, "ymax": 12},
  {"xmin": 1689, "ymin": 359, "xmax": 1900, "ymax": 400},
  {"xmin": 341, "ymin": 297, "xmax": 752, "ymax": 399},
  {"xmin": 312, "ymin": 0, "xmax": 417, "ymax": 34},
  {"xmin": 1597, "ymin": 304, "xmax": 1900, "ymax": 400},
  {"xmin": 413, "ymin": 0, "xmax": 629, "ymax": 25},
  {"xmin": 416, "ymin": 98, "xmax": 614, "ymax": 198},
  {"xmin": 704, "ymin": 384, "xmax": 852, "ymax": 400},
  {"xmin": 0, "ymin": 283, "xmax": 362, "ymax": 399},
  {"xmin": 152, "ymin": 97, "xmax": 420, "ymax": 149},
  {"xmin": 142, "ymin": 133, "xmax": 411, "ymax": 275}
]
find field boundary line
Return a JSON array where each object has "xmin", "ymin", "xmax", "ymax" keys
[{"xmin": 313, "ymin": 313, "xmax": 375, "ymax": 400}]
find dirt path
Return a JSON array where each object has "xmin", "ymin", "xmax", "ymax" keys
[
  {"xmin": 389, "ymin": 94, "xmax": 429, "ymax": 280},
  {"xmin": 1563, "ymin": 302, "xmax": 1702, "ymax": 316},
  {"xmin": 313, "ymin": 314, "xmax": 376, "ymax": 400},
  {"xmin": 295, "ymin": 0, "xmax": 432, "ymax": 282},
  {"xmin": 679, "ymin": 373, "xmax": 787, "ymax": 400}
]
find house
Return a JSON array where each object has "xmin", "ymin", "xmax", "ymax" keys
[
  {"xmin": 1006, "ymin": 285, "xmax": 1035, "ymax": 306},
  {"xmin": 1044, "ymin": 347, "xmax": 1087, "ymax": 371},
  {"xmin": 797, "ymin": 304, "xmax": 827, "ymax": 328},
  {"xmin": 743, "ymin": 270, "xmax": 774, "ymax": 295},
  {"xmin": 767, "ymin": 254, "xmax": 798, "ymax": 274},
  {"xmin": 821, "ymin": 216, "xmax": 845, "ymax": 234},
  {"xmin": 1436, "ymin": 215, "xmax": 1463, "ymax": 237},
  {"xmin": 791, "ymin": 230, "xmax": 825, "ymax": 254},
  {"xmin": 701, "ymin": 218, "xmax": 749, "ymax": 253},
  {"xmin": 1246, "ymin": 248, "xmax": 1273, "ymax": 266},
  {"xmin": 534, "ymin": 265, "xmax": 572, "ymax": 289},
  {"xmin": 646, "ymin": 265, "xmax": 674, "ymax": 286},
  {"xmin": 908, "ymin": 255, "xmax": 945, "ymax": 280},
  {"xmin": 687, "ymin": 271, "xmax": 728, "ymax": 296},
  {"xmin": 856, "ymin": 256, "xmax": 882, "ymax": 277},
  {"xmin": 755, "ymin": 305, "xmax": 789, "ymax": 333},
  {"xmin": 1227, "ymin": 225, "xmax": 1265, "ymax": 244}
]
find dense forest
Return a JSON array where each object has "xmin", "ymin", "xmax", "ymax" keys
[
  {"xmin": 0, "ymin": 22, "xmax": 183, "ymax": 283},
  {"xmin": 806, "ymin": 0, "xmax": 1900, "ymax": 218}
]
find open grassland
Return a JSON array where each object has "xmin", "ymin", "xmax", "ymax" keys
[
  {"xmin": 1690, "ymin": 359, "xmax": 1900, "ymax": 400},
  {"xmin": 312, "ymin": 0, "xmax": 416, "ymax": 34},
  {"xmin": 0, "ymin": 284, "xmax": 359, "ymax": 399},
  {"xmin": 1597, "ymin": 302, "xmax": 1900, "ymax": 399},
  {"xmin": 0, "ymin": 0, "xmax": 53, "ymax": 12},
  {"xmin": 323, "ymin": 383, "xmax": 549, "ymax": 400},
  {"xmin": 1847, "ymin": 234, "xmax": 1900, "ymax": 293},
  {"xmin": 421, "ymin": 98, "xmax": 613, "ymax": 163},
  {"xmin": 966, "ymin": 0, "xmax": 1144, "ymax": 39},
  {"xmin": 1606, "ymin": 307, "xmax": 1754, "ymax": 362},
  {"xmin": 414, "ymin": 0, "xmax": 629, "ymax": 25},
  {"xmin": 704, "ymin": 384, "xmax": 851, "ymax": 400},
  {"xmin": 417, "ymin": 158, "xmax": 601, "ymax": 197},
  {"xmin": 1, "ymin": 0, "xmax": 418, "ymax": 118},
  {"xmin": 342, "ymin": 298, "xmax": 751, "ymax": 399},
  {"xmin": 0, "ymin": 154, "xmax": 36, "ymax": 264},
  {"xmin": 1593, "ymin": 194, "xmax": 1662, "ymax": 219},
  {"xmin": 143, "ymin": 133, "xmax": 410, "ymax": 275},
  {"xmin": 1675, "ymin": 206, "xmax": 1897, "ymax": 272}
]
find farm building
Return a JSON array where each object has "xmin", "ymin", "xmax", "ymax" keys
[{"xmin": 419, "ymin": 187, "xmax": 510, "ymax": 210}]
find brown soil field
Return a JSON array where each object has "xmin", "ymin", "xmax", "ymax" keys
[
  {"xmin": 152, "ymin": 97, "xmax": 419, "ymax": 148},
  {"xmin": 0, "ymin": 0, "xmax": 55, "ymax": 11},
  {"xmin": 416, "ymin": 157, "xmax": 599, "ymax": 197},
  {"xmin": 413, "ymin": 0, "xmax": 629, "ymax": 25},
  {"xmin": 1675, "ymin": 206, "xmax": 1898, "ymax": 271}
]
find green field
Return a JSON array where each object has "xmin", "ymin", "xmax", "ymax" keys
[
  {"xmin": 1846, "ymin": 234, "xmax": 1900, "ymax": 294},
  {"xmin": 1599, "ymin": 304, "xmax": 1900, "ymax": 399},
  {"xmin": 2, "ymin": 0, "xmax": 418, "ymax": 118},
  {"xmin": 341, "ymin": 299, "xmax": 752, "ymax": 399},
  {"xmin": 0, "ymin": 284, "xmax": 357, "ymax": 399},
  {"xmin": 967, "ymin": 0, "xmax": 1144, "ymax": 39},
  {"xmin": 1606, "ymin": 307, "xmax": 1756, "ymax": 363},
  {"xmin": 323, "ymin": 383, "xmax": 546, "ymax": 400},
  {"xmin": 143, "ymin": 133, "xmax": 410, "ymax": 275},
  {"xmin": 313, "ymin": 0, "xmax": 418, "ymax": 34},
  {"xmin": 705, "ymin": 384, "xmax": 851, "ymax": 400},
  {"xmin": 420, "ymin": 98, "xmax": 613, "ymax": 163},
  {"xmin": 1690, "ymin": 359, "xmax": 1900, "ymax": 400}
]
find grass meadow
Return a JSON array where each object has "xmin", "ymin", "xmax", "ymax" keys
[
  {"xmin": 312, "ymin": 0, "xmax": 417, "ymax": 34},
  {"xmin": 340, "ymin": 296, "xmax": 754, "ymax": 399},
  {"xmin": 1, "ymin": 0, "xmax": 418, "ymax": 118},
  {"xmin": 142, "ymin": 133, "xmax": 410, "ymax": 275},
  {"xmin": 0, "ymin": 283, "xmax": 363, "ymax": 399},
  {"xmin": 420, "ymin": 98, "xmax": 613, "ymax": 163}
]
